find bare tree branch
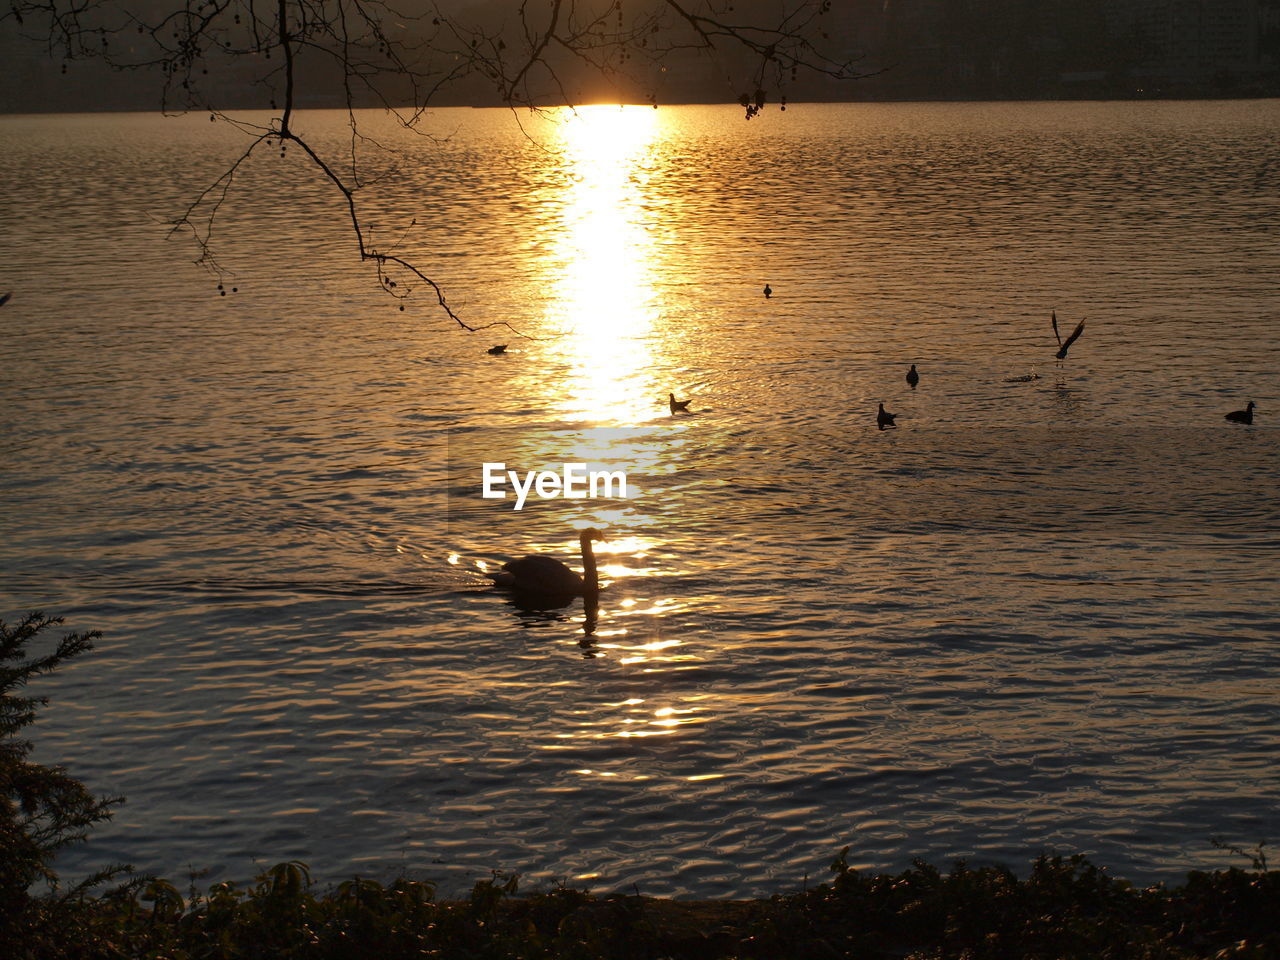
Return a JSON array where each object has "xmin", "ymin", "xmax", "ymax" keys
[{"xmin": 5, "ymin": 0, "xmax": 868, "ymax": 333}]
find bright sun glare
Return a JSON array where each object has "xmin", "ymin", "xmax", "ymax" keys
[{"xmin": 547, "ymin": 105, "xmax": 661, "ymax": 424}]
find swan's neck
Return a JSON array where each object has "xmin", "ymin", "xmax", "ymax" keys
[{"xmin": 580, "ymin": 534, "xmax": 599, "ymax": 603}]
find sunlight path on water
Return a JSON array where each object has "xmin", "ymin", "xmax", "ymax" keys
[{"xmin": 541, "ymin": 105, "xmax": 662, "ymax": 426}]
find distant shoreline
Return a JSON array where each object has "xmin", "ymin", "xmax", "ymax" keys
[{"xmin": 3, "ymin": 92, "xmax": 1279, "ymax": 117}]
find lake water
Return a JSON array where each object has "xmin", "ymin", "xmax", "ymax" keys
[{"xmin": 1, "ymin": 100, "xmax": 1278, "ymax": 898}]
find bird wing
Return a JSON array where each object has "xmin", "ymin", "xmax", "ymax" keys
[
  {"xmin": 1063, "ymin": 320, "xmax": 1085, "ymax": 350},
  {"xmin": 1051, "ymin": 310, "xmax": 1061, "ymax": 346}
]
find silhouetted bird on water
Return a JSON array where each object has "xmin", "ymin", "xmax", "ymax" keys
[
  {"xmin": 669, "ymin": 393, "xmax": 692, "ymax": 414},
  {"xmin": 0, "ymin": 291, "xmax": 10, "ymax": 307},
  {"xmin": 763, "ymin": 284, "xmax": 772, "ymax": 299},
  {"xmin": 1051, "ymin": 310, "xmax": 1085, "ymax": 359},
  {"xmin": 906, "ymin": 364, "xmax": 919, "ymax": 388},
  {"xmin": 1225, "ymin": 401, "xmax": 1256, "ymax": 425},
  {"xmin": 487, "ymin": 528, "xmax": 604, "ymax": 611},
  {"xmin": 487, "ymin": 344, "xmax": 507, "ymax": 355},
  {"xmin": 877, "ymin": 403, "xmax": 897, "ymax": 430}
]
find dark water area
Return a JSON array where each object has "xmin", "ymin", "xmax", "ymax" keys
[{"xmin": 1, "ymin": 101, "xmax": 1277, "ymax": 897}]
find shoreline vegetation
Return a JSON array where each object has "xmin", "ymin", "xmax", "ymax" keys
[
  {"xmin": 5, "ymin": 616, "xmax": 1278, "ymax": 958},
  {"xmin": 11, "ymin": 849, "xmax": 1280, "ymax": 959}
]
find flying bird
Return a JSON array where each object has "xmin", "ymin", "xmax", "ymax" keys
[
  {"xmin": 877, "ymin": 402, "xmax": 897, "ymax": 430},
  {"xmin": 1224, "ymin": 401, "xmax": 1256, "ymax": 425},
  {"xmin": 487, "ymin": 344, "xmax": 508, "ymax": 355},
  {"xmin": 1051, "ymin": 310, "xmax": 1085, "ymax": 359},
  {"xmin": 669, "ymin": 392, "xmax": 692, "ymax": 414},
  {"xmin": 487, "ymin": 528, "xmax": 604, "ymax": 608},
  {"xmin": 906, "ymin": 364, "xmax": 919, "ymax": 388}
]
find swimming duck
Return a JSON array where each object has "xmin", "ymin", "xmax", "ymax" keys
[
  {"xmin": 487, "ymin": 344, "xmax": 508, "ymax": 355},
  {"xmin": 877, "ymin": 403, "xmax": 897, "ymax": 430},
  {"xmin": 1224, "ymin": 401, "xmax": 1256, "ymax": 425},
  {"xmin": 669, "ymin": 393, "xmax": 692, "ymax": 414},
  {"xmin": 906, "ymin": 364, "xmax": 919, "ymax": 388}
]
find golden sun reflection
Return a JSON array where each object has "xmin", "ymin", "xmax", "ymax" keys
[
  {"xmin": 544, "ymin": 105, "xmax": 661, "ymax": 424},
  {"xmin": 545, "ymin": 694, "xmax": 714, "ymax": 754}
]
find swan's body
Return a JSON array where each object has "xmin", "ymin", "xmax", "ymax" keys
[
  {"xmin": 488, "ymin": 528, "xmax": 604, "ymax": 607},
  {"xmin": 877, "ymin": 402, "xmax": 897, "ymax": 430},
  {"xmin": 1051, "ymin": 310, "xmax": 1085, "ymax": 360},
  {"xmin": 1225, "ymin": 401, "xmax": 1256, "ymax": 425},
  {"xmin": 669, "ymin": 392, "xmax": 691, "ymax": 414},
  {"xmin": 763, "ymin": 284, "xmax": 772, "ymax": 299},
  {"xmin": 493, "ymin": 555, "xmax": 582, "ymax": 594},
  {"xmin": 487, "ymin": 344, "xmax": 508, "ymax": 355},
  {"xmin": 906, "ymin": 364, "xmax": 919, "ymax": 388}
]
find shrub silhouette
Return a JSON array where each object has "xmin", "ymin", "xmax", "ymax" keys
[{"xmin": 1, "ymin": 612, "xmax": 123, "ymax": 951}]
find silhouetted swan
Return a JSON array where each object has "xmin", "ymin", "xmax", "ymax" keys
[
  {"xmin": 488, "ymin": 528, "xmax": 604, "ymax": 607},
  {"xmin": 1051, "ymin": 310, "xmax": 1085, "ymax": 359},
  {"xmin": 763, "ymin": 284, "xmax": 772, "ymax": 299},
  {"xmin": 1225, "ymin": 401, "xmax": 1256, "ymax": 425},
  {"xmin": 906, "ymin": 364, "xmax": 919, "ymax": 388},
  {"xmin": 669, "ymin": 393, "xmax": 692, "ymax": 414},
  {"xmin": 877, "ymin": 403, "xmax": 897, "ymax": 430},
  {"xmin": 487, "ymin": 344, "xmax": 507, "ymax": 355}
]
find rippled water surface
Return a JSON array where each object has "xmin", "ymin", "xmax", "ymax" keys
[{"xmin": 1, "ymin": 101, "xmax": 1278, "ymax": 897}]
